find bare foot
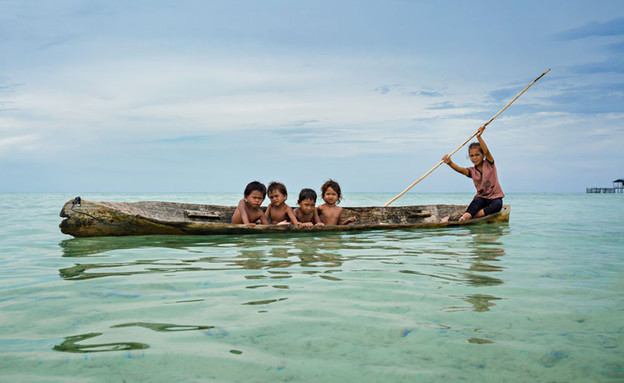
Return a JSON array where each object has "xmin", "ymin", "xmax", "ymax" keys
[
  {"xmin": 440, "ymin": 216, "xmax": 449, "ymax": 223},
  {"xmin": 458, "ymin": 213, "xmax": 472, "ymax": 222}
]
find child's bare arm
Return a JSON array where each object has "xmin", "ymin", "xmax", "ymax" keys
[
  {"xmin": 476, "ymin": 125, "xmax": 494, "ymax": 162},
  {"xmin": 264, "ymin": 204, "xmax": 273, "ymax": 224},
  {"xmin": 340, "ymin": 214, "xmax": 357, "ymax": 225},
  {"xmin": 236, "ymin": 199, "xmax": 251, "ymax": 224},
  {"xmin": 313, "ymin": 208, "xmax": 324, "ymax": 226},
  {"xmin": 442, "ymin": 154, "xmax": 469, "ymax": 176},
  {"xmin": 257, "ymin": 210, "xmax": 269, "ymax": 225},
  {"xmin": 317, "ymin": 205, "xmax": 328, "ymax": 224},
  {"xmin": 285, "ymin": 206, "xmax": 300, "ymax": 225}
]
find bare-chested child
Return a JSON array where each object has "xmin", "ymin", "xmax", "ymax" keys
[
  {"xmin": 264, "ymin": 181, "xmax": 299, "ymax": 226},
  {"xmin": 293, "ymin": 188, "xmax": 324, "ymax": 228},
  {"xmin": 231, "ymin": 181, "xmax": 269, "ymax": 227},
  {"xmin": 317, "ymin": 179, "xmax": 356, "ymax": 226}
]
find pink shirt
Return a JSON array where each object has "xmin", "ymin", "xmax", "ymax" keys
[{"xmin": 467, "ymin": 160, "xmax": 505, "ymax": 199}]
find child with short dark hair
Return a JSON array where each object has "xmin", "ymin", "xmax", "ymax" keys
[
  {"xmin": 317, "ymin": 179, "xmax": 356, "ymax": 225},
  {"xmin": 442, "ymin": 125, "xmax": 505, "ymax": 221},
  {"xmin": 231, "ymin": 181, "xmax": 269, "ymax": 226},
  {"xmin": 293, "ymin": 188, "xmax": 324, "ymax": 227},
  {"xmin": 265, "ymin": 181, "xmax": 299, "ymax": 225}
]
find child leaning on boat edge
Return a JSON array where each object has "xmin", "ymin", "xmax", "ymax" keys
[
  {"xmin": 293, "ymin": 188, "xmax": 324, "ymax": 227},
  {"xmin": 265, "ymin": 182, "xmax": 300, "ymax": 226},
  {"xmin": 442, "ymin": 125, "xmax": 505, "ymax": 221},
  {"xmin": 317, "ymin": 179, "xmax": 357, "ymax": 225},
  {"xmin": 231, "ymin": 181, "xmax": 269, "ymax": 227}
]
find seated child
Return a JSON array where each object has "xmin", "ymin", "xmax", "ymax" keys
[
  {"xmin": 265, "ymin": 181, "xmax": 299, "ymax": 225},
  {"xmin": 317, "ymin": 179, "xmax": 356, "ymax": 225},
  {"xmin": 231, "ymin": 181, "xmax": 269, "ymax": 227},
  {"xmin": 442, "ymin": 125, "xmax": 505, "ymax": 221},
  {"xmin": 293, "ymin": 188, "xmax": 325, "ymax": 227}
]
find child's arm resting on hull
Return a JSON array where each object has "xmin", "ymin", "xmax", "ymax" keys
[
  {"xmin": 313, "ymin": 209, "xmax": 325, "ymax": 226},
  {"xmin": 337, "ymin": 208, "xmax": 356, "ymax": 225},
  {"xmin": 341, "ymin": 216, "xmax": 357, "ymax": 225},
  {"xmin": 285, "ymin": 207, "xmax": 300, "ymax": 226},
  {"xmin": 237, "ymin": 199, "xmax": 252, "ymax": 225},
  {"xmin": 264, "ymin": 204, "xmax": 273, "ymax": 224}
]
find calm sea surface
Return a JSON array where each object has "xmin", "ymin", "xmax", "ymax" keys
[{"xmin": 0, "ymin": 192, "xmax": 622, "ymax": 382}]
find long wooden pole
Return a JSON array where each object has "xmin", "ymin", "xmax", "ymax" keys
[{"xmin": 383, "ymin": 68, "xmax": 551, "ymax": 207}]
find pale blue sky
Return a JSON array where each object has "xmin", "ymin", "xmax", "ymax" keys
[{"xmin": 1, "ymin": 0, "xmax": 623, "ymax": 194}]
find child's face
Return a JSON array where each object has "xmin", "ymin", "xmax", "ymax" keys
[
  {"xmin": 469, "ymin": 148, "xmax": 484, "ymax": 165},
  {"xmin": 245, "ymin": 190, "xmax": 265, "ymax": 209},
  {"xmin": 268, "ymin": 190, "xmax": 287, "ymax": 206},
  {"xmin": 322, "ymin": 187, "xmax": 339, "ymax": 205},
  {"xmin": 298, "ymin": 198, "xmax": 316, "ymax": 214}
]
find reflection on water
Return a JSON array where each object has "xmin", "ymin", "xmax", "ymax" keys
[
  {"xmin": 59, "ymin": 259, "xmax": 225, "ymax": 280},
  {"xmin": 53, "ymin": 332, "xmax": 150, "ymax": 353},
  {"xmin": 111, "ymin": 322, "xmax": 214, "ymax": 332},
  {"xmin": 395, "ymin": 225, "xmax": 507, "ymax": 289},
  {"xmin": 58, "ymin": 233, "xmax": 352, "ymax": 281},
  {"xmin": 462, "ymin": 225, "xmax": 508, "ymax": 312},
  {"xmin": 54, "ymin": 322, "xmax": 213, "ymax": 354},
  {"xmin": 55, "ymin": 225, "xmax": 510, "ymax": 352},
  {"xmin": 464, "ymin": 294, "xmax": 502, "ymax": 312},
  {"xmin": 467, "ymin": 337, "xmax": 494, "ymax": 344},
  {"xmin": 58, "ymin": 227, "xmax": 508, "ymax": 291},
  {"xmin": 464, "ymin": 225, "xmax": 507, "ymax": 284},
  {"xmin": 59, "ymin": 235, "xmax": 228, "ymax": 258},
  {"xmin": 242, "ymin": 297, "xmax": 289, "ymax": 306}
]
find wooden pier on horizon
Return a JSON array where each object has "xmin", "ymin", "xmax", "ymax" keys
[{"xmin": 586, "ymin": 179, "xmax": 624, "ymax": 193}]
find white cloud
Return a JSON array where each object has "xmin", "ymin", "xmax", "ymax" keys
[{"xmin": 0, "ymin": 134, "xmax": 41, "ymax": 154}]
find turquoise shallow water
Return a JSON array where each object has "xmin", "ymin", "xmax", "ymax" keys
[{"xmin": 0, "ymin": 192, "xmax": 622, "ymax": 382}]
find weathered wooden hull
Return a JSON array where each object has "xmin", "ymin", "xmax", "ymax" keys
[{"xmin": 59, "ymin": 198, "xmax": 510, "ymax": 237}]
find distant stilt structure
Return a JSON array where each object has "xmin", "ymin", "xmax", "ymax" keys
[{"xmin": 586, "ymin": 179, "xmax": 624, "ymax": 193}]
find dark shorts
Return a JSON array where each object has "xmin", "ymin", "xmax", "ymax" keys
[{"xmin": 466, "ymin": 197, "xmax": 503, "ymax": 218}]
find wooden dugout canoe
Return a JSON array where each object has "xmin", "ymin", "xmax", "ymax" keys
[{"xmin": 59, "ymin": 197, "xmax": 510, "ymax": 238}]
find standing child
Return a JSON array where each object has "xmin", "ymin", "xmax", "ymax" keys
[
  {"xmin": 231, "ymin": 181, "xmax": 269, "ymax": 226},
  {"xmin": 265, "ymin": 181, "xmax": 300, "ymax": 225},
  {"xmin": 293, "ymin": 188, "xmax": 324, "ymax": 227},
  {"xmin": 442, "ymin": 125, "xmax": 505, "ymax": 221},
  {"xmin": 317, "ymin": 179, "xmax": 356, "ymax": 225}
]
